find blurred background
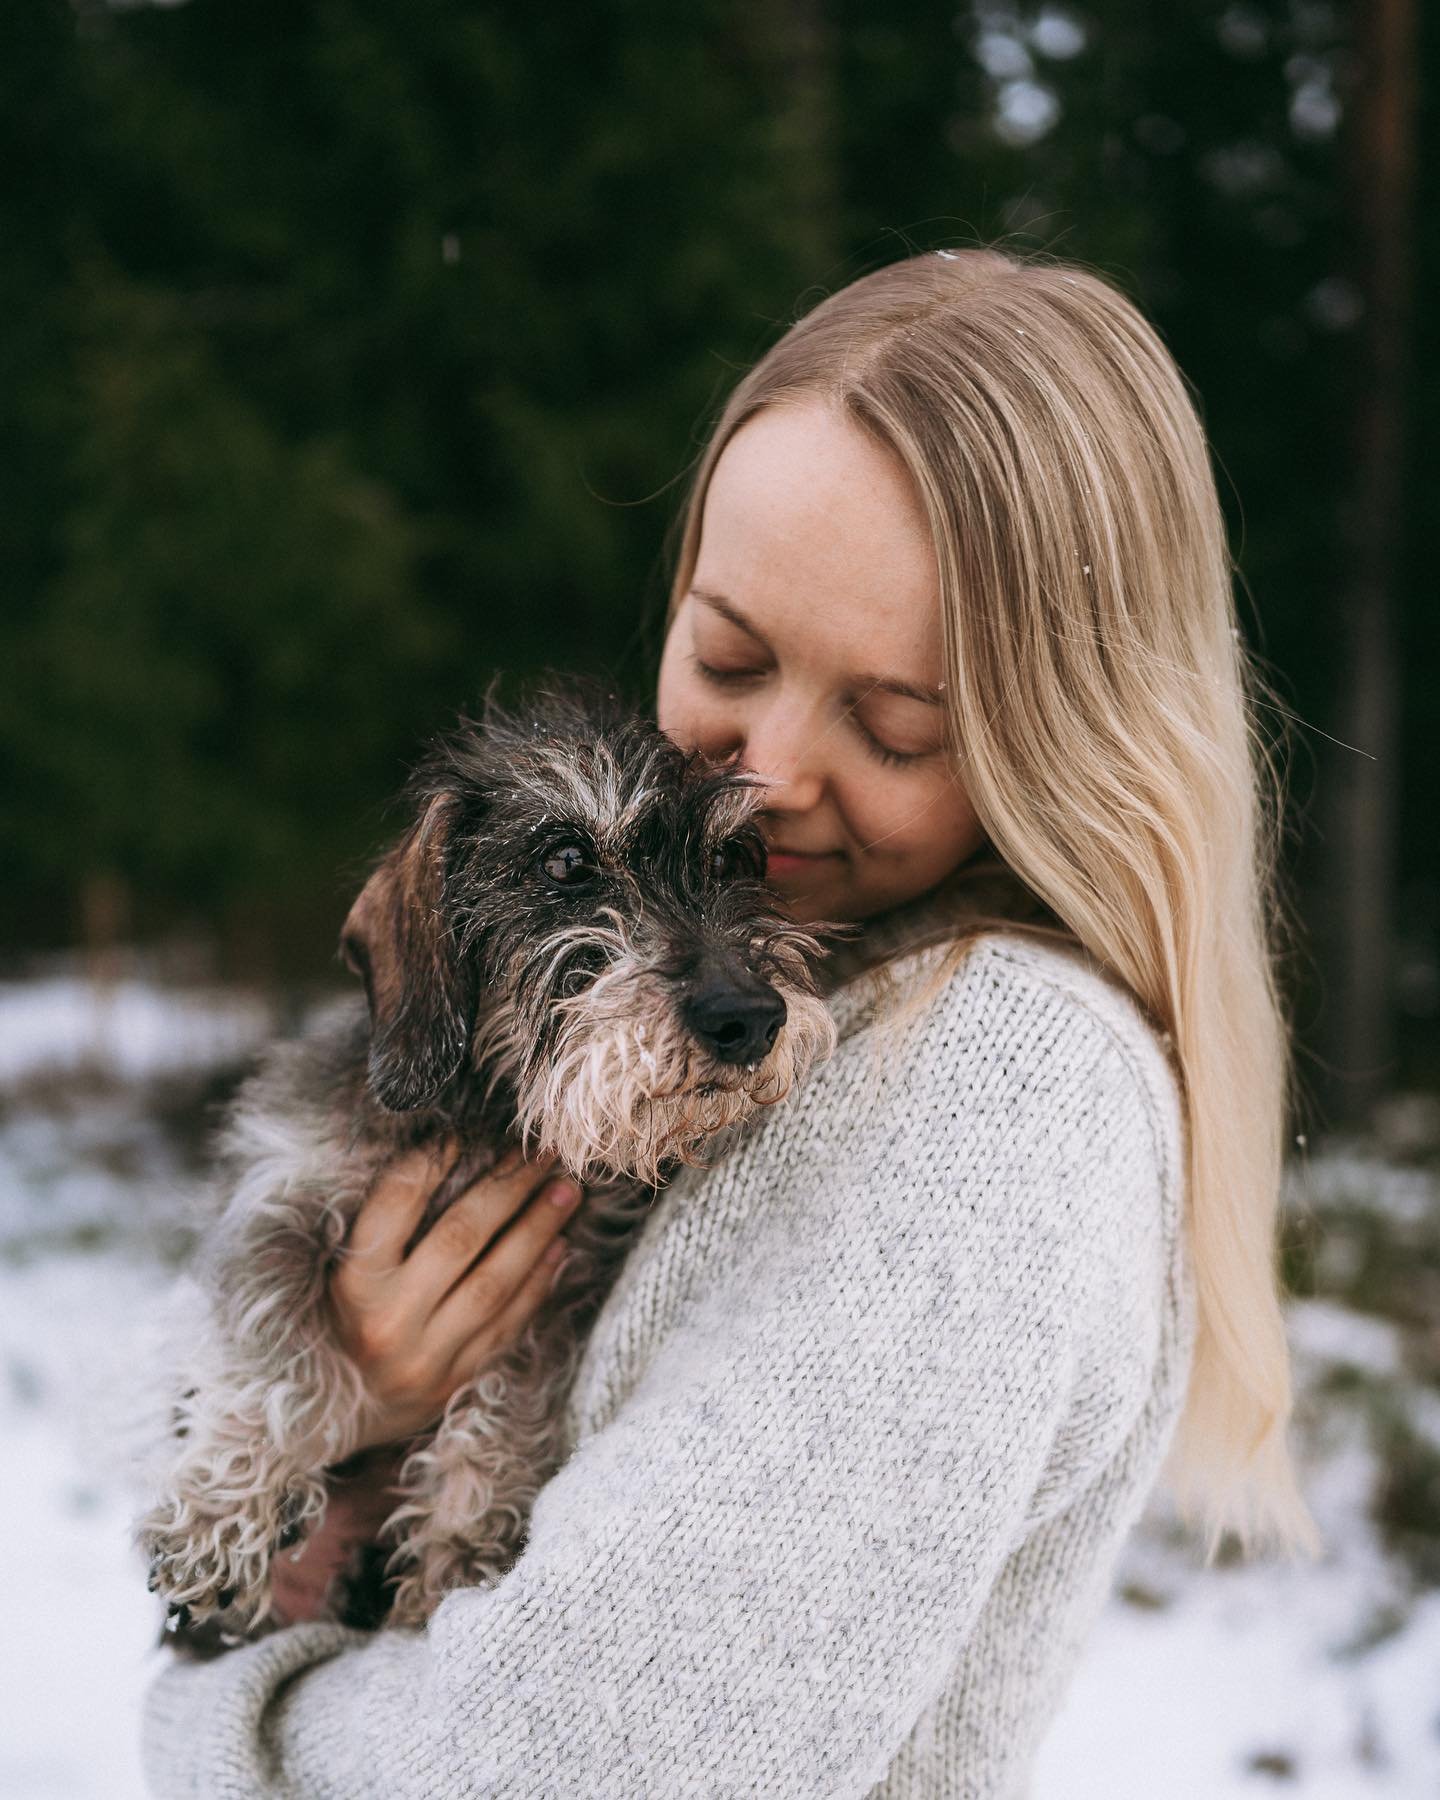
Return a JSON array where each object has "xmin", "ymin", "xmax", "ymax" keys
[{"xmin": 1, "ymin": 1, "xmax": 1436, "ymax": 1795}]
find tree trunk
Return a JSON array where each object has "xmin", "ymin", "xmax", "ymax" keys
[{"xmin": 1322, "ymin": 0, "xmax": 1417, "ymax": 1130}]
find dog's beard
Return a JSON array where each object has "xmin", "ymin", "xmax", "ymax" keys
[{"xmin": 475, "ymin": 929, "xmax": 836, "ymax": 1188}]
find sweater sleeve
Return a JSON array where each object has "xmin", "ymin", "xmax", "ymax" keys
[{"xmin": 140, "ymin": 954, "xmax": 1172, "ymax": 1799}]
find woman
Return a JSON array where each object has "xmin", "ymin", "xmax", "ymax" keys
[{"xmin": 141, "ymin": 246, "xmax": 1320, "ymax": 1797}]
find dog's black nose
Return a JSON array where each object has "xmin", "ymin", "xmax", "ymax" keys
[{"xmin": 684, "ymin": 975, "xmax": 787, "ymax": 1066}]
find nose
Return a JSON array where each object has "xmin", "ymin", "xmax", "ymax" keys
[
  {"xmin": 738, "ymin": 701, "xmax": 825, "ymax": 813},
  {"xmin": 683, "ymin": 966, "xmax": 787, "ymax": 1066}
]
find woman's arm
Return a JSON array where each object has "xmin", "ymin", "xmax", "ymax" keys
[{"xmin": 141, "ymin": 962, "xmax": 1174, "ymax": 1799}]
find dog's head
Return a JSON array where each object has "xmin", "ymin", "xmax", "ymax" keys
[{"xmin": 340, "ymin": 677, "xmax": 837, "ymax": 1184}]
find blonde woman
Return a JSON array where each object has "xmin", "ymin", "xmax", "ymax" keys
[{"xmin": 142, "ymin": 246, "xmax": 1320, "ymax": 1798}]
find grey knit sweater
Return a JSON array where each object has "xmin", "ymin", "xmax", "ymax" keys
[{"xmin": 140, "ymin": 910, "xmax": 1196, "ymax": 1799}]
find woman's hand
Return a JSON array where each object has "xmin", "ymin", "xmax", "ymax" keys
[
  {"xmin": 269, "ymin": 1445, "xmax": 409, "ymax": 1628},
  {"xmin": 328, "ymin": 1140, "xmax": 584, "ymax": 1454}
]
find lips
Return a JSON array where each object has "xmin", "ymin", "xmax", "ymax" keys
[{"xmin": 764, "ymin": 848, "xmax": 842, "ymax": 886}]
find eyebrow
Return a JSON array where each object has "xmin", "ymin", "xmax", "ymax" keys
[{"xmin": 687, "ymin": 586, "xmax": 944, "ymax": 706}]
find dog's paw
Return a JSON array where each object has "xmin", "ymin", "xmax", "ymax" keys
[
  {"xmin": 139, "ymin": 1478, "xmax": 323, "ymax": 1628},
  {"xmin": 142, "ymin": 1523, "xmax": 265, "ymax": 1629}
]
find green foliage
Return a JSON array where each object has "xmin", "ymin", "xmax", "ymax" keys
[
  {"xmin": 1, "ymin": 0, "xmax": 1434, "ymax": 987},
  {"xmin": 26, "ymin": 257, "xmax": 443, "ymax": 898}
]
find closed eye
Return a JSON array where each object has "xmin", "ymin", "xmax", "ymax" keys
[
  {"xmin": 690, "ymin": 657, "xmax": 758, "ymax": 687},
  {"xmin": 689, "ymin": 656, "xmax": 931, "ymax": 768}
]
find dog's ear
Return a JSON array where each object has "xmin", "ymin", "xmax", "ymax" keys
[{"xmin": 340, "ymin": 792, "xmax": 475, "ymax": 1112}]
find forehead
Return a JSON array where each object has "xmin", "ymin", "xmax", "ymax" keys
[
  {"xmin": 695, "ymin": 400, "xmax": 942, "ymax": 678},
  {"xmin": 493, "ymin": 733, "xmax": 757, "ymax": 851}
]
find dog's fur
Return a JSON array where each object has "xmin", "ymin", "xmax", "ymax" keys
[{"xmin": 134, "ymin": 680, "xmax": 836, "ymax": 1643}]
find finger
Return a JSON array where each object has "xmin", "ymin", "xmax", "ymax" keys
[
  {"xmin": 424, "ymin": 1177, "xmax": 581, "ymax": 1359},
  {"xmin": 438, "ymin": 1235, "xmax": 570, "ymax": 1393},
  {"xmin": 396, "ymin": 1153, "xmax": 562, "ymax": 1310},
  {"xmin": 345, "ymin": 1142, "xmax": 459, "ymax": 1270}
]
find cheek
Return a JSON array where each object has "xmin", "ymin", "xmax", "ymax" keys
[
  {"xmin": 656, "ymin": 651, "xmax": 729, "ymax": 756},
  {"xmin": 847, "ymin": 765, "xmax": 979, "ymax": 867}
]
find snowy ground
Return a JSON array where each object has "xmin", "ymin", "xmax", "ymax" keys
[{"xmin": 1, "ymin": 968, "xmax": 1437, "ymax": 1798}]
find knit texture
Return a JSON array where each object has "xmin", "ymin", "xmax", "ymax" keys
[{"xmin": 140, "ymin": 909, "xmax": 1196, "ymax": 1799}]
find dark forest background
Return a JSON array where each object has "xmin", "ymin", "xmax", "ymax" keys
[{"xmin": 1, "ymin": 0, "xmax": 1432, "ymax": 1133}]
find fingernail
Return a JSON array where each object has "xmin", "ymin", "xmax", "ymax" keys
[{"xmin": 545, "ymin": 1179, "xmax": 582, "ymax": 1210}]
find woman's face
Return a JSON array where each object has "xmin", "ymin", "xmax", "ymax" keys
[{"xmin": 657, "ymin": 399, "xmax": 986, "ymax": 925}]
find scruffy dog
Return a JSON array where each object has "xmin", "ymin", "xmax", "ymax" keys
[{"xmin": 135, "ymin": 679, "xmax": 836, "ymax": 1643}]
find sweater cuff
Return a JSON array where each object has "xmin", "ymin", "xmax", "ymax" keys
[{"xmin": 141, "ymin": 1620, "xmax": 367, "ymax": 1798}]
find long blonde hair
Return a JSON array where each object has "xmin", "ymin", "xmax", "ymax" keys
[{"xmin": 662, "ymin": 246, "xmax": 1320, "ymax": 1566}]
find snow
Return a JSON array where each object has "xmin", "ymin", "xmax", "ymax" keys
[
  {"xmin": 0, "ymin": 972, "xmax": 272, "ymax": 1086},
  {"xmin": 1034, "ymin": 1399, "xmax": 1439, "ymax": 1796},
  {"xmin": 1, "ymin": 1254, "xmax": 167, "ymax": 1800},
  {"xmin": 1037, "ymin": 1573, "xmax": 1440, "ymax": 1795},
  {"xmin": 1286, "ymin": 1297, "xmax": 1405, "ymax": 1378},
  {"xmin": 1, "ymin": 971, "xmax": 1438, "ymax": 1798}
]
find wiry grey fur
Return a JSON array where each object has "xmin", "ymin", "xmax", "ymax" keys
[{"xmin": 133, "ymin": 679, "xmax": 836, "ymax": 1647}]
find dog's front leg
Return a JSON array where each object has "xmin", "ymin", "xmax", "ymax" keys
[
  {"xmin": 140, "ymin": 1150, "xmax": 382, "ymax": 1631},
  {"xmin": 138, "ymin": 1300, "xmax": 372, "ymax": 1632},
  {"xmin": 381, "ymin": 1345, "xmax": 568, "ymax": 1629},
  {"xmin": 137, "ymin": 1370, "xmax": 335, "ymax": 1631}
]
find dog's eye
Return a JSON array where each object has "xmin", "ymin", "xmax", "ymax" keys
[
  {"xmin": 541, "ymin": 845, "xmax": 597, "ymax": 887},
  {"xmin": 711, "ymin": 838, "xmax": 763, "ymax": 881}
]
